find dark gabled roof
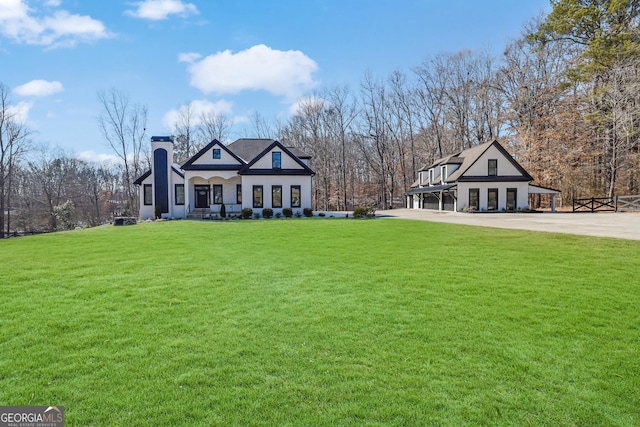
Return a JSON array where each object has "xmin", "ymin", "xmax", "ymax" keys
[
  {"xmin": 133, "ymin": 170, "xmax": 151, "ymax": 185},
  {"xmin": 133, "ymin": 165, "xmax": 183, "ymax": 185},
  {"xmin": 286, "ymin": 146, "xmax": 311, "ymax": 159},
  {"xmin": 227, "ymin": 139, "xmax": 275, "ymax": 163},
  {"xmin": 181, "ymin": 139, "xmax": 246, "ymax": 168},
  {"xmin": 418, "ymin": 140, "xmax": 533, "ymax": 183},
  {"xmin": 238, "ymin": 139, "xmax": 315, "ymax": 176}
]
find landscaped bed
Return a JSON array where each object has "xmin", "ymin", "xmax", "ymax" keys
[{"xmin": 1, "ymin": 219, "xmax": 638, "ymax": 425}]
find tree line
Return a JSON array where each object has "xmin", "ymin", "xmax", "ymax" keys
[{"xmin": 1, "ymin": 0, "xmax": 639, "ymax": 236}]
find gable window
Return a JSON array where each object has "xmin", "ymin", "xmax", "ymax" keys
[
  {"xmin": 272, "ymin": 151, "xmax": 281, "ymax": 169},
  {"xmin": 441, "ymin": 165, "xmax": 446, "ymax": 184},
  {"xmin": 253, "ymin": 185, "xmax": 263, "ymax": 208},
  {"xmin": 469, "ymin": 188, "xmax": 479, "ymax": 211},
  {"xmin": 213, "ymin": 148, "xmax": 221, "ymax": 159},
  {"xmin": 487, "ymin": 188, "xmax": 498, "ymax": 211},
  {"xmin": 272, "ymin": 185, "xmax": 282, "ymax": 208},
  {"xmin": 507, "ymin": 188, "xmax": 517, "ymax": 211},
  {"xmin": 144, "ymin": 184, "xmax": 152, "ymax": 205},
  {"xmin": 488, "ymin": 159, "xmax": 498, "ymax": 176},
  {"xmin": 291, "ymin": 185, "xmax": 301, "ymax": 208},
  {"xmin": 212, "ymin": 184, "xmax": 223, "ymax": 204},
  {"xmin": 236, "ymin": 184, "xmax": 242, "ymax": 204},
  {"xmin": 428, "ymin": 169, "xmax": 434, "ymax": 185},
  {"xmin": 175, "ymin": 184, "xmax": 185, "ymax": 205}
]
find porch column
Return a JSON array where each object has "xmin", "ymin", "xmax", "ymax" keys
[
  {"xmin": 551, "ymin": 194, "xmax": 556, "ymax": 212},
  {"xmin": 184, "ymin": 178, "xmax": 191, "ymax": 214},
  {"xmin": 439, "ymin": 191, "xmax": 443, "ymax": 211}
]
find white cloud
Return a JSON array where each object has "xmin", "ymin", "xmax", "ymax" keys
[
  {"xmin": 6, "ymin": 100, "xmax": 33, "ymax": 123},
  {"xmin": 125, "ymin": 0, "xmax": 198, "ymax": 20},
  {"xmin": 14, "ymin": 79, "xmax": 63, "ymax": 97},
  {"xmin": 77, "ymin": 150, "xmax": 122, "ymax": 165},
  {"xmin": 163, "ymin": 99, "xmax": 233, "ymax": 130},
  {"xmin": 44, "ymin": 0, "xmax": 61, "ymax": 6},
  {"xmin": 0, "ymin": 0, "xmax": 110, "ymax": 47},
  {"xmin": 178, "ymin": 52, "xmax": 201, "ymax": 63},
  {"xmin": 183, "ymin": 44, "xmax": 319, "ymax": 100}
]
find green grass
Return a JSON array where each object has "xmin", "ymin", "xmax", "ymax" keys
[{"xmin": 1, "ymin": 219, "xmax": 639, "ymax": 426}]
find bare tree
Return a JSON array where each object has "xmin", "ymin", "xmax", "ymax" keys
[
  {"xmin": 199, "ymin": 111, "xmax": 233, "ymax": 143},
  {"xmin": 0, "ymin": 83, "xmax": 32, "ymax": 238},
  {"xmin": 97, "ymin": 88, "xmax": 147, "ymax": 215}
]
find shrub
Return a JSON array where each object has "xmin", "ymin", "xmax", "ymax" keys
[
  {"xmin": 318, "ymin": 212, "xmax": 326, "ymax": 217},
  {"xmin": 253, "ymin": 212, "xmax": 261, "ymax": 219},
  {"xmin": 262, "ymin": 208, "xmax": 273, "ymax": 218},
  {"xmin": 353, "ymin": 204, "xmax": 376, "ymax": 219},
  {"xmin": 295, "ymin": 211, "xmax": 302, "ymax": 218},
  {"xmin": 283, "ymin": 208, "xmax": 293, "ymax": 218},
  {"xmin": 275, "ymin": 212, "xmax": 282, "ymax": 218},
  {"xmin": 220, "ymin": 204, "xmax": 226, "ymax": 218},
  {"xmin": 241, "ymin": 208, "xmax": 253, "ymax": 219},
  {"xmin": 154, "ymin": 205, "xmax": 162, "ymax": 220},
  {"xmin": 303, "ymin": 208, "xmax": 313, "ymax": 217},
  {"xmin": 353, "ymin": 207, "xmax": 368, "ymax": 218}
]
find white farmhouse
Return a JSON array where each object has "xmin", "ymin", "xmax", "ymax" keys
[
  {"xmin": 134, "ymin": 136, "xmax": 315, "ymax": 219},
  {"xmin": 406, "ymin": 140, "xmax": 560, "ymax": 212}
]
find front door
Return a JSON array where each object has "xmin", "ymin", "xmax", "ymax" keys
[{"xmin": 194, "ymin": 185, "xmax": 210, "ymax": 209}]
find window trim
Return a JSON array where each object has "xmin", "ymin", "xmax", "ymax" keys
[
  {"xmin": 175, "ymin": 184, "xmax": 185, "ymax": 205},
  {"xmin": 487, "ymin": 188, "xmax": 498, "ymax": 211},
  {"xmin": 212, "ymin": 148, "xmax": 221, "ymax": 159},
  {"xmin": 469, "ymin": 188, "xmax": 479, "ymax": 211},
  {"xmin": 441, "ymin": 165, "xmax": 446, "ymax": 184},
  {"xmin": 488, "ymin": 159, "xmax": 498, "ymax": 176},
  {"xmin": 236, "ymin": 184, "xmax": 242, "ymax": 204},
  {"xmin": 272, "ymin": 185, "xmax": 282, "ymax": 208},
  {"xmin": 290, "ymin": 185, "xmax": 301, "ymax": 208},
  {"xmin": 253, "ymin": 185, "xmax": 263, "ymax": 208},
  {"xmin": 144, "ymin": 184, "xmax": 153, "ymax": 205},
  {"xmin": 272, "ymin": 151, "xmax": 282, "ymax": 169},
  {"xmin": 212, "ymin": 184, "xmax": 223, "ymax": 204},
  {"xmin": 506, "ymin": 187, "xmax": 517, "ymax": 211}
]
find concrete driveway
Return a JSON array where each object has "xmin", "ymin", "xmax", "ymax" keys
[{"xmin": 376, "ymin": 209, "xmax": 640, "ymax": 240}]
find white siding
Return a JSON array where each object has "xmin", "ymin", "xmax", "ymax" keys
[
  {"xmin": 241, "ymin": 175, "xmax": 312, "ymax": 213},
  {"xmin": 191, "ymin": 146, "xmax": 242, "ymax": 166},
  {"xmin": 457, "ymin": 181, "xmax": 529, "ymax": 211},
  {"xmin": 251, "ymin": 148, "xmax": 304, "ymax": 170},
  {"xmin": 465, "ymin": 145, "xmax": 523, "ymax": 176}
]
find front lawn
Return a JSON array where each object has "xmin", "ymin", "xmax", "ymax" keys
[{"xmin": 0, "ymin": 219, "xmax": 638, "ymax": 425}]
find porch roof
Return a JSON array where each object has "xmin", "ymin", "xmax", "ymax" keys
[{"xmin": 406, "ymin": 184, "xmax": 457, "ymax": 195}]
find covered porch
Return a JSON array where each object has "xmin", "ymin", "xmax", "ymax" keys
[
  {"xmin": 406, "ymin": 184, "xmax": 458, "ymax": 211},
  {"xmin": 184, "ymin": 170, "xmax": 242, "ymax": 218}
]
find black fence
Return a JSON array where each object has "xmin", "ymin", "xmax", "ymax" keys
[{"xmin": 573, "ymin": 195, "xmax": 640, "ymax": 212}]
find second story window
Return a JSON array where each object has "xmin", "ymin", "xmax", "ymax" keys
[
  {"xmin": 441, "ymin": 165, "xmax": 446, "ymax": 183},
  {"xmin": 488, "ymin": 159, "xmax": 497, "ymax": 176},
  {"xmin": 272, "ymin": 151, "xmax": 281, "ymax": 169},
  {"xmin": 213, "ymin": 148, "xmax": 221, "ymax": 159}
]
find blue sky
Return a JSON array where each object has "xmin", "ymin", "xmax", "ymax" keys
[{"xmin": 1, "ymin": 0, "xmax": 550, "ymax": 162}]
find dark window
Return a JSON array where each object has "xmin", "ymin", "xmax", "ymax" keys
[
  {"xmin": 253, "ymin": 185, "xmax": 263, "ymax": 208},
  {"xmin": 272, "ymin": 151, "xmax": 281, "ymax": 169},
  {"xmin": 291, "ymin": 185, "xmax": 301, "ymax": 208},
  {"xmin": 212, "ymin": 184, "xmax": 223, "ymax": 204},
  {"xmin": 272, "ymin": 185, "xmax": 282, "ymax": 208},
  {"xmin": 175, "ymin": 184, "xmax": 184, "ymax": 205},
  {"xmin": 488, "ymin": 188, "xmax": 498, "ymax": 210},
  {"xmin": 441, "ymin": 165, "xmax": 446, "ymax": 183},
  {"xmin": 236, "ymin": 184, "xmax": 242, "ymax": 204},
  {"xmin": 488, "ymin": 159, "xmax": 498, "ymax": 176},
  {"xmin": 469, "ymin": 188, "xmax": 479, "ymax": 211},
  {"xmin": 213, "ymin": 148, "xmax": 221, "ymax": 159},
  {"xmin": 144, "ymin": 184, "xmax": 152, "ymax": 205},
  {"xmin": 507, "ymin": 188, "xmax": 517, "ymax": 210}
]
